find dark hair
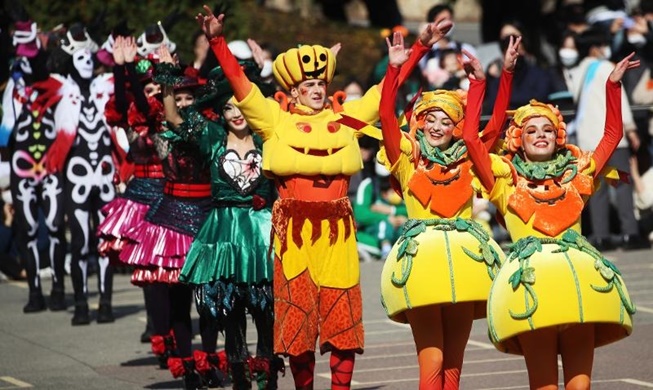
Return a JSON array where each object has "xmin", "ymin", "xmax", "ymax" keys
[
  {"xmin": 379, "ymin": 175, "xmax": 392, "ymax": 193},
  {"xmin": 575, "ymin": 26, "xmax": 610, "ymax": 58},
  {"xmin": 191, "ymin": 30, "xmax": 205, "ymax": 46},
  {"xmin": 640, "ymin": 0, "xmax": 653, "ymax": 14},
  {"xmin": 426, "ymin": 4, "xmax": 454, "ymax": 23},
  {"xmin": 438, "ymin": 48, "xmax": 459, "ymax": 69}
]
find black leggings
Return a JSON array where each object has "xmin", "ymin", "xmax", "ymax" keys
[{"xmin": 149, "ymin": 283, "xmax": 193, "ymax": 357}]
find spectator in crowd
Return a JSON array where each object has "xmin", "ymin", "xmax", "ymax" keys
[
  {"xmin": 483, "ymin": 20, "xmax": 556, "ymax": 114},
  {"xmin": 569, "ymin": 26, "xmax": 649, "ymax": 250},
  {"xmin": 419, "ymin": 4, "xmax": 477, "ymax": 89}
]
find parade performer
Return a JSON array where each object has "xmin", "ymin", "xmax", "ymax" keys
[
  {"xmin": 41, "ymin": 24, "xmax": 118, "ymax": 325},
  {"xmin": 462, "ymin": 51, "xmax": 638, "ymax": 390},
  {"xmin": 377, "ymin": 30, "xmax": 518, "ymax": 389},
  {"xmin": 1, "ymin": 16, "xmax": 67, "ymax": 313},
  {"xmin": 96, "ymin": 35, "xmax": 167, "ymax": 342},
  {"xmin": 164, "ymin": 51, "xmax": 280, "ymax": 388},
  {"xmin": 196, "ymin": 6, "xmax": 455, "ymax": 389},
  {"xmin": 117, "ymin": 52, "xmax": 213, "ymax": 388}
]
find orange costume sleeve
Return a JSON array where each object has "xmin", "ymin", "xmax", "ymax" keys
[
  {"xmin": 208, "ymin": 36, "xmax": 252, "ymax": 101},
  {"xmin": 592, "ymin": 80, "xmax": 624, "ymax": 176},
  {"xmin": 462, "ymin": 77, "xmax": 496, "ymax": 192}
]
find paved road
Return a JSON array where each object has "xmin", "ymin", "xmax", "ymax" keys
[{"xmin": 0, "ymin": 247, "xmax": 651, "ymax": 389}]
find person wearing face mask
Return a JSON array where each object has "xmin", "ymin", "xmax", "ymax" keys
[
  {"xmin": 41, "ymin": 24, "xmax": 120, "ymax": 326},
  {"xmin": 377, "ymin": 34, "xmax": 519, "ymax": 390},
  {"xmin": 463, "ymin": 50, "xmax": 638, "ymax": 390},
  {"xmin": 569, "ymin": 26, "xmax": 650, "ymax": 251},
  {"xmin": 483, "ymin": 21, "xmax": 557, "ymax": 116}
]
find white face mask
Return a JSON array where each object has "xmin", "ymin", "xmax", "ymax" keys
[
  {"xmin": 558, "ymin": 48, "xmax": 579, "ymax": 67},
  {"xmin": 601, "ymin": 46, "xmax": 612, "ymax": 60},
  {"xmin": 73, "ymin": 49, "xmax": 93, "ymax": 79},
  {"xmin": 459, "ymin": 77, "xmax": 470, "ymax": 91},
  {"xmin": 627, "ymin": 33, "xmax": 647, "ymax": 48}
]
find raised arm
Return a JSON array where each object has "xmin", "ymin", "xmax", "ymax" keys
[
  {"xmin": 480, "ymin": 36, "xmax": 520, "ymax": 151},
  {"xmin": 460, "ymin": 50, "xmax": 495, "ymax": 191},
  {"xmin": 592, "ymin": 52, "xmax": 640, "ymax": 176},
  {"xmin": 380, "ymin": 32, "xmax": 412, "ymax": 165},
  {"xmin": 378, "ymin": 18, "xmax": 454, "ymax": 90},
  {"xmin": 198, "ymin": 5, "xmax": 252, "ymax": 101},
  {"xmin": 157, "ymin": 45, "xmax": 184, "ymax": 128}
]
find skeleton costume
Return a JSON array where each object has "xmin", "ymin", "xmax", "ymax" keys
[
  {"xmin": 170, "ymin": 63, "xmax": 281, "ymax": 390},
  {"xmin": 1, "ymin": 20, "xmax": 67, "ymax": 313},
  {"xmin": 43, "ymin": 25, "xmax": 117, "ymax": 325}
]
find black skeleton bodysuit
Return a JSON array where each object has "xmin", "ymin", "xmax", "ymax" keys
[{"xmin": 59, "ymin": 73, "xmax": 117, "ymax": 314}]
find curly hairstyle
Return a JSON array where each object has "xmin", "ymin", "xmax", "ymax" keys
[{"xmin": 504, "ymin": 99, "xmax": 567, "ymax": 154}]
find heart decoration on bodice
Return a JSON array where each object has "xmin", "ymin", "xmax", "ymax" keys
[{"xmin": 219, "ymin": 149, "xmax": 263, "ymax": 196}]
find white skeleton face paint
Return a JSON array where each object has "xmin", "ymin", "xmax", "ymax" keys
[{"xmin": 73, "ymin": 49, "xmax": 94, "ymax": 79}]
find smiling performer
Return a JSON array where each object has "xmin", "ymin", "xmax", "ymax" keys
[
  {"xmin": 195, "ymin": 4, "xmax": 449, "ymax": 389},
  {"xmin": 378, "ymin": 32, "xmax": 518, "ymax": 389},
  {"xmin": 462, "ymin": 52, "xmax": 638, "ymax": 390}
]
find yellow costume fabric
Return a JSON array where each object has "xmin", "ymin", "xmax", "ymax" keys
[
  {"xmin": 378, "ymin": 138, "xmax": 504, "ymax": 324},
  {"xmin": 233, "ymin": 83, "xmax": 381, "ymax": 288},
  {"xmin": 478, "ymin": 152, "xmax": 634, "ymax": 355}
]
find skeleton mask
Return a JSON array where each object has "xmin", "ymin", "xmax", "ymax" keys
[{"xmin": 73, "ymin": 49, "xmax": 94, "ymax": 79}]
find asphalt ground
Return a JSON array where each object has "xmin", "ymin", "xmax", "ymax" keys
[{"xmin": 0, "ymin": 246, "xmax": 651, "ymax": 390}]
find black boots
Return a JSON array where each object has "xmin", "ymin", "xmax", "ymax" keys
[
  {"xmin": 248, "ymin": 356, "xmax": 286, "ymax": 390},
  {"xmin": 151, "ymin": 332, "xmax": 177, "ymax": 369},
  {"xmin": 168, "ymin": 356, "xmax": 202, "ymax": 390},
  {"xmin": 48, "ymin": 289, "xmax": 67, "ymax": 311},
  {"xmin": 96, "ymin": 303, "xmax": 115, "ymax": 323},
  {"xmin": 231, "ymin": 362, "xmax": 251, "ymax": 390},
  {"xmin": 23, "ymin": 291, "xmax": 46, "ymax": 313},
  {"xmin": 193, "ymin": 350, "xmax": 228, "ymax": 388},
  {"xmin": 71, "ymin": 303, "xmax": 91, "ymax": 325}
]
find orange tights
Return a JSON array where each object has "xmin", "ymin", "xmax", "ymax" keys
[
  {"xmin": 518, "ymin": 324, "xmax": 594, "ymax": 390},
  {"xmin": 405, "ymin": 303, "xmax": 475, "ymax": 390}
]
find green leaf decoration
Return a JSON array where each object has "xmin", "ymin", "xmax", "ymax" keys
[
  {"xmin": 521, "ymin": 267, "xmax": 536, "ymax": 284},
  {"xmin": 454, "ymin": 218, "xmax": 470, "ymax": 232},
  {"xmin": 404, "ymin": 221, "xmax": 426, "ymax": 238},
  {"xmin": 405, "ymin": 239, "xmax": 418, "ymax": 256},
  {"xmin": 396, "ymin": 239, "xmax": 409, "ymax": 260},
  {"xmin": 509, "ymin": 269, "xmax": 522, "ymax": 290}
]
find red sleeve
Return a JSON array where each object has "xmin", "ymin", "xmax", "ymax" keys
[
  {"xmin": 377, "ymin": 40, "xmax": 430, "ymax": 91},
  {"xmin": 209, "ymin": 36, "xmax": 252, "ymax": 101},
  {"xmin": 592, "ymin": 80, "xmax": 623, "ymax": 176},
  {"xmin": 380, "ymin": 64, "xmax": 402, "ymax": 165},
  {"xmin": 398, "ymin": 40, "xmax": 430, "ymax": 86},
  {"xmin": 462, "ymin": 77, "xmax": 495, "ymax": 191},
  {"xmin": 481, "ymin": 69, "xmax": 513, "ymax": 151}
]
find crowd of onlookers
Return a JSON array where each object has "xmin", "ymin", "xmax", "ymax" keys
[{"xmin": 351, "ymin": 0, "xmax": 653, "ymax": 260}]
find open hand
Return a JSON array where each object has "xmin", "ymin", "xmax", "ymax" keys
[
  {"xmin": 418, "ymin": 17, "xmax": 453, "ymax": 47},
  {"xmin": 196, "ymin": 5, "xmax": 224, "ymax": 39},
  {"xmin": 609, "ymin": 52, "xmax": 640, "ymax": 83},
  {"xmin": 387, "ymin": 31, "xmax": 411, "ymax": 67},
  {"xmin": 112, "ymin": 36, "xmax": 125, "ymax": 65},
  {"xmin": 158, "ymin": 45, "xmax": 174, "ymax": 64},
  {"xmin": 123, "ymin": 36, "xmax": 137, "ymax": 63}
]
